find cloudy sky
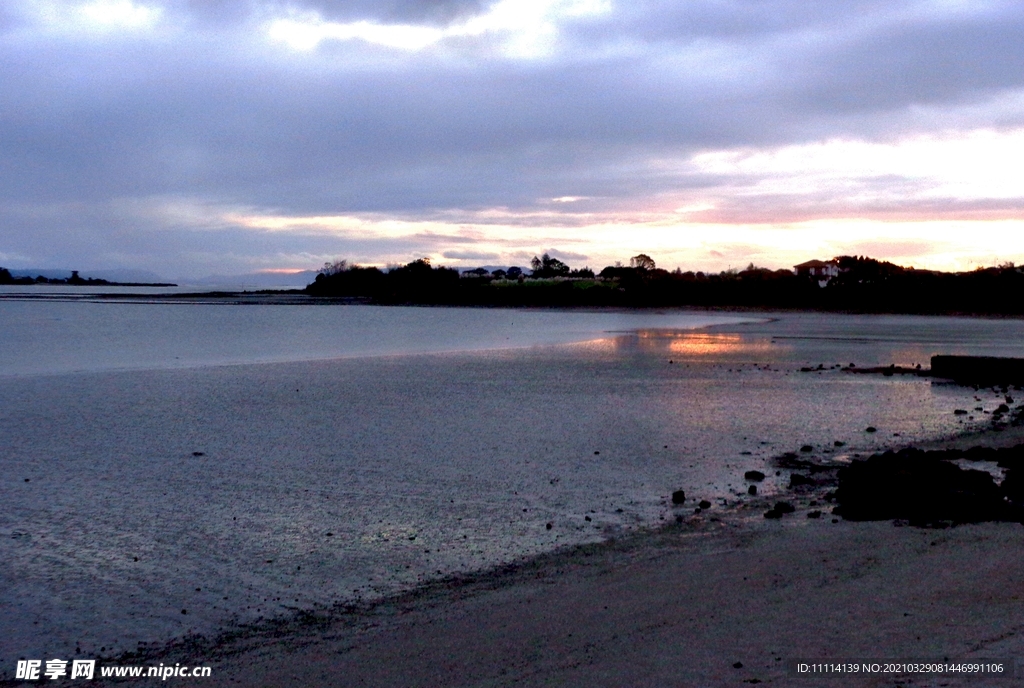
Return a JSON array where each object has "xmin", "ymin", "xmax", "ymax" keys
[{"xmin": 3, "ymin": 0, "xmax": 1024, "ymax": 279}]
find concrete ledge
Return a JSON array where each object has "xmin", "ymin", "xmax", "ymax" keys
[{"xmin": 931, "ymin": 355, "xmax": 1024, "ymax": 385}]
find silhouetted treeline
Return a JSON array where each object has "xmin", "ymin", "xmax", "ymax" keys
[
  {"xmin": 0, "ymin": 268, "xmax": 113, "ymax": 286},
  {"xmin": 0, "ymin": 268, "xmax": 175, "ymax": 287},
  {"xmin": 305, "ymin": 255, "xmax": 1024, "ymax": 315}
]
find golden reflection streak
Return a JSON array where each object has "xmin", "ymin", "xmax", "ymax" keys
[{"xmin": 572, "ymin": 331, "xmax": 779, "ymax": 358}]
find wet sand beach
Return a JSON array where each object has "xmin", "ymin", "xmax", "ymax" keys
[{"xmin": 199, "ymin": 519, "xmax": 1024, "ymax": 688}]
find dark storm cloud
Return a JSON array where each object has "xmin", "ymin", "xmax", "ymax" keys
[{"xmin": 2, "ymin": 0, "xmax": 1023, "ymax": 274}]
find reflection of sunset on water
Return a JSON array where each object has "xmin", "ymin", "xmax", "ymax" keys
[
  {"xmin": 639, "ymin": 331, "xmax": 778, "ymax": 359},
  {"xmin": 571, "ymin": 330, "xmax": 782, "ymax": 360}
]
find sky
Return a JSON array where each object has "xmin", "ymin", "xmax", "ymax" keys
[{"xmin": 2, "ymin": 0, "xmax": 1024, "ymax": 279}]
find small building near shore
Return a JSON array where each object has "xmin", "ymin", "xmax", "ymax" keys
[{"xmin": 794, "ymin": 259, "xmax": 839, "ymax": 280}]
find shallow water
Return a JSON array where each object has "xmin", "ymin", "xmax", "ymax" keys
[
  {"xmin": 0, "ymin": 301, "xmax": 751, "ymax": 376},
  {"xmin": 1, "ymin": 305, "xmax": 1021, "ymax": 666}
]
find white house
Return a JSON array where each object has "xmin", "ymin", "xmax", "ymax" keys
[{"xmin": 793, "ymin": 259, "xmax": 839, "ymax": 279}]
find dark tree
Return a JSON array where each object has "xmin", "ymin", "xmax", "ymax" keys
[
  {"xmin": 530, "ymin": 253, "xmax": 571, "ymax": 278},
  {"xmin": 630, "ymin": 254, "xmax": 656, "ymax": 270}
]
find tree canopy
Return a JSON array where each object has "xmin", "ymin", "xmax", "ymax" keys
[{"xmin": 530, "ymin": 253, "xmax": 571, "ymax": 278}]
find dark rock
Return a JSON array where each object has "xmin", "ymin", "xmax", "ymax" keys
[
  {"xmin": 964, "ymin": 446, "xmax": 999, "ymax": 462},
  {"xmin": 996, "ymin": 404, "xmax": 1010, "ymax": 414},
  {"xmin": 807, "ymin": 510, "xmax": 822, "ymax": 519},
  {"xmin": 671, "ymin": 490, "xmax": 686, "ymax": 505},
  {"xmin": 954, "ymin": 409, "xmax": 968, "ymax": 415},
  {"xmin": 546, "ymin": 522, "xmax": 553, "ymax": 530},
  {"xmin": 1001, "ymin": 466, "xmax": 1024, "ymax": 507},
  {"xmin": 789, "ymin": 473, "xmax": 815, "ymax": 488},
  {"xmin": 775, "ymin": 453, "xmax": 815, "ymax": 469},
  {"xmin": 733, "ymin": 662, "xmax": 743, "ymax": 669},
  {"xmin": 865, "ymin": 426, "xmax": 877, "ymax": 433},
  {"xmin": 764, "ymin": 502, "xmax": 795, "ymax": 519},
  {"xmin": 995, "ymin": 444, "xmax": 1024, "ymax": 468},
  {"xmin": 834, "ymin": 441, "xmax": 846, "ymax": 447},
  {"xmin": 800, "ymin": 445, "xmax": 814, "ymax": 453},
  {"xmin": 699, "ymin": 499, "xmax": 712, "ymax": 509},
  {"xmin": 744, "ymin": 470, "xmax": 766, "ymax": 481},
  {"xmin": 748, "ymin": 485, "xmax": 757, "ymax": 495},
  {"xmin": 835, "ymin": 448, "xmax": 1014, "ymax": 524}
]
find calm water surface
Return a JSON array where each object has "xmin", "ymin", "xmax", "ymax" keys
[{"xmin": 0, "ymin": 301, "xmax": 753, "ymax": 375}]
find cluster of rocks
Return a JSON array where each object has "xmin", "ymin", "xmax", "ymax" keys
[
  {"xmin": 696, "ymin": 362, "xmax": 1024, "ymax": 526},
  {"xmin": 668, "ymin": 449, "xmax": 841, "ymax": 521},
  {"xmin": 669, "ymin": 490, "xmax": 713, "ymax": 516},
  {"xmin": 757, "ymin": 449, "xmax": 843, "ymax": 519},
  {"xmin": 950, "ymin": 391, "xmax": 1024, "ymax": 432},
  {"xmin": 671, "ymin": 439, "xmax": 1024, "ymax": 528}
]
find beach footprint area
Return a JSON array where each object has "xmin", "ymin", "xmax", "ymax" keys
[{"xmin": 0, "ymin": 305, "xmax": 1019, "ymax": 676}]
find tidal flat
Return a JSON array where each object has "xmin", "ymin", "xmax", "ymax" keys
[{"xmin": 2, "ymin": 304, "xmax": 1023, "ymax": 682}]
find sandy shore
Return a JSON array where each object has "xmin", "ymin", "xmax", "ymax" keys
[{"xmin": 119, "ymin": 425, "xmax": 1024, "ymax": 688}]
